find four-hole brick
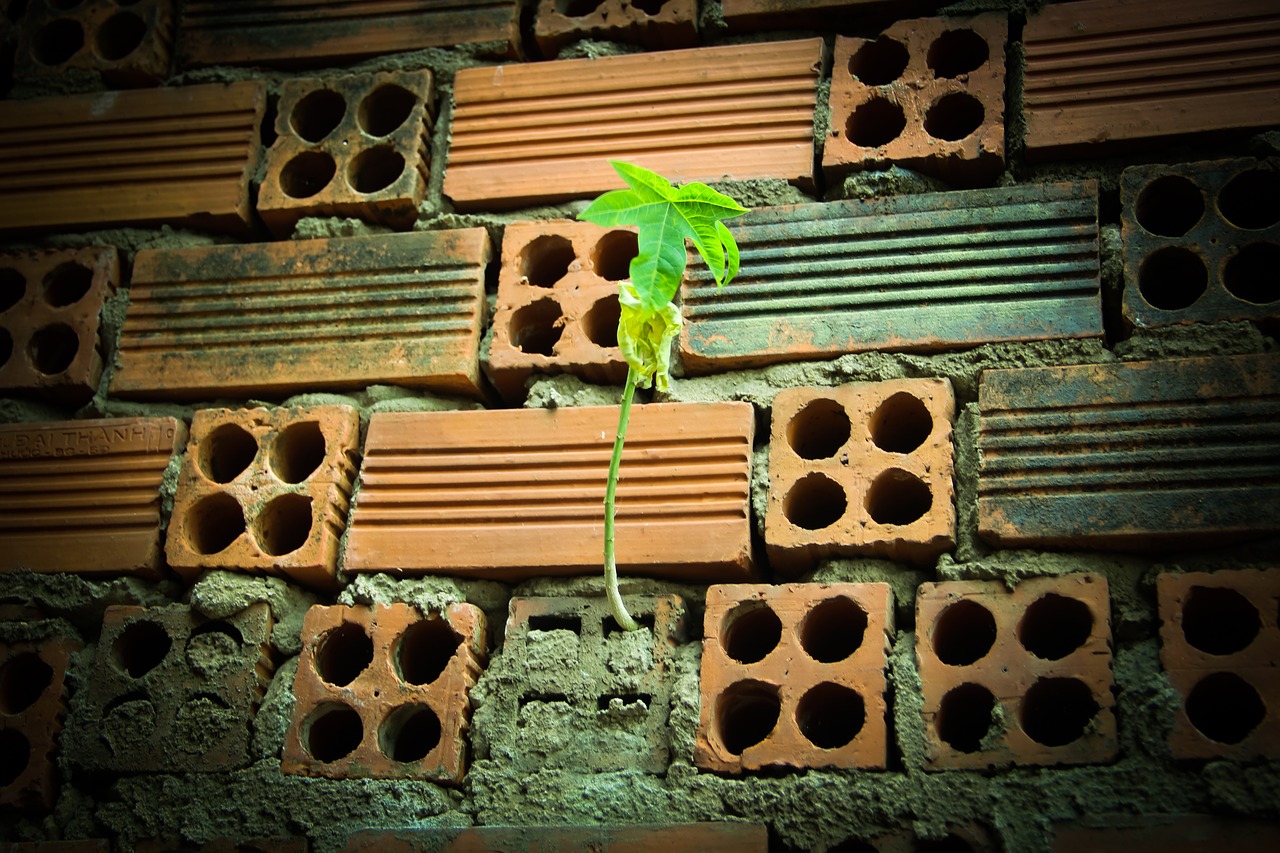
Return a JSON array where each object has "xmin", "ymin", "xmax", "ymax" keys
[{"xmin": 0, "ymin": 635, "xmax": 79, "ymax": 811}]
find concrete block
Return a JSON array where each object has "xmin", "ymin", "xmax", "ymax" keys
[
  {"xmin": 0, "ymin": 635, "xmax": 79, "ymax": 811},
  {"xmin": 340, "ymin": 823, "xmax": 767, "ymax": 852},
  {"xmin": 13, "ymin": 0, "xmax": 173, "ymax": 86},
  {"xmin": 533, "ymin": 0, "xmax": 697, "ymax": 57}
]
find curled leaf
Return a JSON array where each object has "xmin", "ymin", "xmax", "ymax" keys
[{"xmin": 618, "ymin": 281, "xmax": 681, "ymax": 392}]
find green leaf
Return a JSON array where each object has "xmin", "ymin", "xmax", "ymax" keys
[{"xmin": 617, "ymin": 281, "xmax": 681, "ymax": 392}]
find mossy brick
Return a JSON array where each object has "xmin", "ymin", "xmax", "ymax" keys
[
  {"xmin": 766, "ymin": 381, "xmax": 956, "ymax": 574},
  {"xmin": 977, "ymin": 354, "xmax": 1280, "ymax": 548},
  {"xmin": 111, "ymin": 230, "xmax": 489, "ymax": 400},
  {"xmin": 282, "ymin": 602, "xmax": 487, "ymax": 784},
  {"xmin": 66, "ymin": 603, "xmax": 273, "ymax": 773},
  {"xmin": 339, "ymin": 823, "xmax": 767, "ymax": 852},
  {"xmin": 1157, "ymin": 569, "xmax": 1280, "ymax": 760},
  {"xmin": 1051, "ymin": 815, "xmax": 1280, "ymax": 852},
  {"xmin": 680, "ymin": 182, "xmax": 1101, "ymax": 373},
  {"xmin": 0, "ymin": 635, "xmax": 79, "ymax": 811},
  {"xmin": 165, "ymin": 405, "xmax": 360, "ymax": 591},
  {"xmin": 835, "ymin": 823, "xmax": 997, "ymax": 853},
  {"xmin": 0, "ymin": 417, "xmax": 187, "ymax": 577},
  {"xmin": 533, "ymin": 0, "xmax": 696, "ymax": 58},
  {"xmin": 0, "ymin": 247, "xmax": 119, "ymax": 404},
  {"xmin": 695, "ymin": 583, "xmax": 893, "ymax": 773},
  {"xmin": 915, "ymin": 574, "xmax": 1117, "ymax": 770},
  {"xmin": 257, "ymin": 70, "xmax": 435, "ymax": 237},
  {"xmin": 13, "ymin": 0, "xmax": 174, "ymax": 87},
  {"xmin": 1121, "ymin": 157, "xmax": 1280, "ymax": 327}
]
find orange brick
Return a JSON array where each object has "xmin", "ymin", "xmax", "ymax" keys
[
  {"xmin": 165, "ymin": 406, "xmax": 359, "ymax": 591},
  {"xmin": 722, "ymin": 0, "xmax": 943, "ymax": 32},
  {"xmin": 695, "ymin": 583, "xmax": 892, "ymax": 773},
  {"xmin": 765, "ymin": 381, "xmax": 955, "ymax": 574},
  {"xmin": 915, "ymin": 574, "xmax": 1117, "ymax": 770},
  {"xmin": 340, "ymin": 824, "xmax": 767, "ymax": 852},
  {"xmin": 533, "ymin": 0, "xmax": 697, "ymax": 57},
  {"xmin": 13, "ymin": 0, "xmax": 174, "ymax": 86},
  {"xmin": 0, "ymin": 417, "xmax": 187, "ymax": 577},
  {"xmin": 0, "ymin": 635, "xmax": 79, "ymax": 811},
  {"xmin": 282, "ymin": 602, "xmax": 487, "ymax": 783}
]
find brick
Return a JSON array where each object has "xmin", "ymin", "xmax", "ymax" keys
[
  {"xmin": 1157, "ymin": 569, "xmax": 1280, "ymax": 760},
  {"xmin": 765, "ymin": 381, "xmax": 956, "ymax": 574},
  {"xmin": 0, "ymin": 417, "xmax": 187, "ymax": 577},
  {"xmin": 1121, "ymin": 158, "xmax": 1280, "ymax": 327},
  {"xmin": 0, "ymin": 82, "xmax": 265, "ymax": 235},
  {"xmin": 135, "ymin": 840, "xmax": 305, "ymax": 853},
  {"xmin": 485, "ymin": 220, "xmax": 629, "ymax": 401},
  {"xmin": 839, "ymin": 824, "xmax": 996, "ymax": 853},
  {"xmin": 165, "ymin": 405, "xmax": 359, "ymax": 591},
  {"xmin": 977, "ymin": 354, "xmax": 1280, "ymax": 548},
  {"xmin": 257, "ymin": 70, "xmax": 435, "ymax": 237},
  {"xmin": 69, "ymin": 603, "xmax": 272, "ymax": 772},
  {"xmin": 722, "ymin": 0, "xmax": 943, "ymax": 32},
  {"xmin": 281, "ymin": 602, "xmax": 487, "ymax": 783},
  {"xmin": 695, "ymin": 583, "xmax": 892, "ymax": 773},
  {"xmin": 344, "ymin": 403, "xmax": 754, "ymax": 581},
  {"xmin": 13, "ymin": 0, "xmax": 173, "ymax": 86},
  {"xmin": 533, "ymin": 0, "xmax": 696, "ymax": 58},
  {"xmin": 823, "ymin": 14, "xmax": 1006, "ymax": 186},
  {"xmin": 110, "ymin": 229, "xmax": 489, "ymax": 400},
  {"xmin": 445, "ymin": 38, "xmax": 823, "ymax": 209},
  {"xmin": 0, "ymin": 635, "xmax": 79, "ymax": 811},
  {"xmin": 1052, "ymin": 815, "xmax": 1280, "ymax": 852},
  {"xmin": 0, "ymin": 247, "xmax": 119, "ymax": 404},
  {"xmin": 340, "ymin": 823, "xmax": 767, "ymax": 852},
  {"xmin": 1023, "ymin": 0, "xmax": 1280, "ymax": 159},
  {"xmin": 1, "ymin": 844, "xmax": 110, "ymax": 853},
  {"xmin": 680, "ymin": 182, "xmax": 1102, "ymax": 373},
  {"xmin": 915, "ymin": 574, "xmax": 1116, "ymax": 770}
]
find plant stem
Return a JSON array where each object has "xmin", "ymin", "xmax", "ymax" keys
[{"xmin": 604, "ymin": 366, "xmax": 641, "ymax": 632}]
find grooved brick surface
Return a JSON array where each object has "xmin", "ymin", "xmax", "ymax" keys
[
  {"xmin": 977, "ymin": 354, "xmax": 1280, "ymax": 547},
  {"xmin": 257, "ymin": 70, "xmax": 435, "ymax": 236},
  {"xmin": 165, "ymin": 405, "xmax": 360, "ymax": 590},
  {"xmin": 915, "ymin": 574, "xmax": 1116, "ymax": 770},
  {"xmin": 344, "ymin": 402, "xmax": 754, "ymax": 581},
  {"xmin": 1157, "ymin": 569, "xmax": 1280, "ymax": 760},
  {"xmin": 0, "ymin": 635, "xmax": 79, "ymax": 811},
  {"xmin": 340, "ymin": 823, "xmax": 767, "ymax": 852},
  {"xmin": 533, "ymin": 0, "xmax": 697, "ymax": 57},
  {"xmin": 445, "ymin": 38, "xmax": 823, "ymax": 209},
  {"xmin": 695, "ymin": 583, "xmax": 892, "ymax": 773},
  {"xmin": 0, "ymin": 247, "xmax": 119, "ymax": 404},
  {"xmin": 0, "ymin": 82, "xmax": 265, "ymax": 235},
  {"xmin": 111, "ymin": 230, "xmax": 490, "ymax": 400},
  {"xmin": 282, "ymin": 602, "xmax": 487, "ymax": 783},
  {"xmin": 0, "ymin": 417, "xmax": 187, "ymax": 576},
  {"xmin": 680, "ymin": 182, "xmax": 1102, "ymax": 372},
  {"xmin": 766, "ymin": 381, "xmax": 956, "ymax": 573},
  {"xmin": 14, "ymin": 0, "xmax": 173, "ymax": 86}
]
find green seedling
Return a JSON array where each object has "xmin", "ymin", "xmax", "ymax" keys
[{"xmin": 577, "ymin": 161, "xmax": 748, "ymax": 631}]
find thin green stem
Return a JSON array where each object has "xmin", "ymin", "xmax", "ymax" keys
[{"xmin": 604, "ymin": 366, "xmax": 641, "ymax": 632}]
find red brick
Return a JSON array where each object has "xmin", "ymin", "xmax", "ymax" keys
[
  {"xmin": 343, "ymin": 403, "xmax": 755, "ymax": 581},
  {"xmin": 696, "ymin": 583, "xmax": 892, "ymax": 773},
  {"xmin": 13, "ymin": 0, "xmax": 173, "ymax": 86},
  {"xmin": 1157, "ymin": 569, "xmax": 1280, "ymax": 760},
  {"xmin": 823, "ymin": 14, "xmax": 1006, "ymax": 186},
  {"xmin": 0, "ymin": 635, "xmax": 79, "ymax": 811},
  {"xmin": 1052, "ymin": 815, "xmax": 1280, "ymax": 852},
  {"xmin": 165, "ymin": 405, "xmax": 359, "ymax": 591},
  {"xmin": 915, "ymin": 574, "xmax": 1116, "ymax": 770},
  {"xmin": 340, "ymin": 823, "xmax": 767, "ymax": 852},
  {"xmin": 0, "ymin": 247, "xmax": 119, "ymax": 404},
  {"xmin": 0, "ymin": 417, "xmax": 187, "ymax": 577},
  {"xmin": 257, "ymin": 70, "xmax": 435, "ymax": 237},
  {"xmin": 281, "ymin": 602, "xmax": 487, "ymax": 783},
  {"xmin": 533, "ymin": 0, "xmax": 697, "ymax": 58},
  {"xmin": 765, "ymin": 381, "xmax": 955, "ymax": 574}
]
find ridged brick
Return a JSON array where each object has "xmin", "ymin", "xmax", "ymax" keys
[
  {"xmin": 1122, "ymin": 158, "xmax": 1280, "ymax": 327},
  {"xmin": 257, "ymin": 70, "xmax": 435, "ymax": 236},
  {"xmin": 165, "ymin": 405, "xmax": 359, "ymax": 591},
  {"xmin": 1157, "ymin": 569, "xmax": 1280, "ymax": 760},
  {"xmin": 680, "ymin": 182, "xmax": 1101, "ymax": 372},
  {"xmin": 1023, "ymin": 0, "xmax": 1280, "ymax": 158},
  {"xmin": 722, "ymin": 0, "xmax": 943, "ymax": 31},
  {"xmin": 13, "ymin": 0, "xmax": 173, "ymax": 86},
  {"xmin": 282, "ymin": 602, "xmax": 487, "ymax": 783},
  {"xmin": 977, "ymin": 354, "xmax": 1280, "ymax": 548},
  {"xmin": 0, "ymin": 417, "xmax": 187, "ymax": 577},
  {"xmin": 343, "ymin": 403, "xmax": 754, "ymax": 580},
  {"xmin": 0, "ymin": 247, "xmax": 118, "ymax": 404},
  {"xmin": 533, "ymin": 0, "xmax": 697, "ymax": 58},
  {"xmin": 485, "ymin": 220, "xmax": 629, "ymax": 401},
  {"xmin": 696, "ymin": 583, "xmax": 892, "ymax": 773},
  {"xmin": 0, "ymin": 635, "xmax": 78, "ymax": 811},
  {"xmin": 1052, "ymin": 815, "xmax": 1280, "ymax": 852},
  {"xmin": 340, "ymin": 823, "xmax": 767, "ymax": 852},
  {"xmin": 765, "ymin": 381, "xmax": 956, "ymax": 574},
  {"xmin": 176, "ymin": 0, "xmax": 519, "ymax": 69},
  {"xmin": 915, "ymin": 574, "xmax": 1116, "ymax": 769},
  {"xmin": 445, "ymin": 38, "xmax": 823, "ymax": 209},
  {"xmin": 111, "ymin": 229, "xmax": 489, "ymax": 400},
  {"xmin": 824, "ymin": 14, "xmax": 1006, "ymax": 185},
  {"xmin": 0, "ymin": 82, "xmax": 264, "ymax": 235}
]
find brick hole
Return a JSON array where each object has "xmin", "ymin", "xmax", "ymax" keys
[
  {"xmin": 253, "ymin": 493, "xmax": 313, "ymax": 556},
  {"xmin": 631, "ymin": 0, "xmax": 669, "ymax": 14},
  {"xmin": 112, "ymin": 619, "xmax": 172, "ymax": 678},
  {"xmin": 199, "ymin": 423, "xmax": 258, "ymax": 483},
  {"xmin": 1223, "ymin": 242, "xmax": 1280, "ymax": 305},
  {"xmin": 935, "ymin": 682, "xmax": 997, "ymax": 753},
  {"xmin": 829, "ymin": 838, "xmax": 877, "ymax": 853},
  {"xmin": 95, "ymin": 10, "xmax": 146, "ymax": 62},
  {"xmin": 315, "ymin": 622, "xmax": 373, "ymax": 687},
  {"xmin": 379, "ymin": 703, "xmax": 441, "ymax": 763},
  {"xmin": 0, "ymin": 651, "xmax": 53, "ymax": 714},
  {"xmin": 349, "ymin": 145, "xmax": 406, "ymax": 194},
  {"xmin": 31, "ymin": 17, "xmax": 83, "ymax": 66},
  {"xmin": 799, "ymin": 596, "xmax": 866, "ymax": 663},
  {"xmin": 269, "ymin": 420, "xmax": 326, "ymax": 483},
  {"xmin": 174, "ymin": 692, "xmax": 234, "ymax": 750},
  {"xmin": 1185, "ymin": 671, "xmax": 1265, "ymax": 744},
  {"xmin": 290, "ymin": 89, "xmax": 346, "ymax": 143},
  {"xmin": 101, "ymin": 692, "xmax": 156, "ymax": 744},
  {"xmin": 582, "ymin": 294, "xmax": 621, "ymax": 348},
  {"xmin": 1218, "ymin": 169, "xmax": 1280, "ymax": 230},
  {"xmin": 509, "ymin": 298, "xmax": 564, "ymax": 356},
  {"xmin": 715, "ymin": 679, "xmax": 781, "ymax": 755},
  {"xmin": 848, "ymin": 36, "xmax": 909, "ymax": 85},
  {"xmin": 395, "ymin": 618, "xmax": 461, "ymax": 686},
  {"xmin": 0, "ymin": 728, "xmax": 29, "ymax": 786},
  {"xmin": 528, "ymin": 614, "xmax": 581, "ymax": 634},
  {"xmin": 931, "ymin": 599, "xmax": 996, "ymax": 665},
  {"xmin": 721, "ymin": 601, "xmax": 782, "ymax": 664},
  {"xmin": 1135, "ymin": 175, "xmax": 1204, "ymax": 237},
  {"xmin": 0, "ymin": 267, "xmax": 24, "ymax": 312},
  {"xmin": 865, "ymin": 468, "xmax": 931, "ymax": 525},
  {"xmin": 358, "ymin": 83, "xmax": 417, "ymax": 137},
  {"xmin": 598, "ymin": 693, "xmax": 651, "ymax": 711},
  {"xmin": 918, "ymin": 835, "xmax": 976, "ymax": 852},
  {"xmin": 1138, "ymin": 246, "xmax": 1208, "ymax": 310},
  {"xmin": 557, "ymin": 0, "xmax": 605, "ymax": 15},
  {"xmin": 1017, "ymin": 593, "xmax": 1093, "ymax": 661},
  {"xmin": 604, "ymin": 612, "xmax": 654, "ymax": 637},
  {"xmin": 520, "ymin": 234, "xmax": 575, "ymax": 287},
  {"xmin": 1019, "ymin": 676, "xmax": 1099, "ymax": 747},
  {"xmin": 787, "ymin": 398, "xmax": 850, "ymax": 459},
  {"xmin": 846, "ymin": 96, "xmax": 906, "ymax": 148},
  {"xmin": 924, "ymin": 92, "xmax": 984, "ymax": 142},
  {"xmin": 592, "ymin": 229, "xmax": 638, "ymax": 281},
  {"xmin": 303, "ymin": 702, "xmax": 364, "ymax": 762},
  {"xmin": 27, "ymin": 322, "xmax": 80, "ymax": 375},
  {"xmin": 783, "ymin": 472, "xmax": 847, "ymax": 530},
  {"xmin": 185, "ymin": 621, "xmax": 244, "ymax": 677},
  {"xmin": 41, "ymin": 261, "xmax": 92, "ymax": 307},
  {"xmin": 927, "ymin": 29, "xmax": 989, "ymax": 78},
  {"xmin": 869, "ymin": 391, "xmax": 932, "ymax": 454},
  {"xmin": 185, "ymin": 492, "xmax": 246, "ymax": 554},
  {"xmin": 279, "ymin": 150, "xmax": 337, "ymax": 199},
  {"xmin": 796, "ymin": 682, "xmax": 865, "ymax": 749},
  {"xmin": 0, "ymin": 328, "xmax": 11, "ymax": 368},
  {"xmin": 1181, "ymin": 585, "xmax": 1261, "ymax": 655}
]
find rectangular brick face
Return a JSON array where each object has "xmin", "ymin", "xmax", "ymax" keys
[
  {"xmin": 13, "ymin": 0, "xmax": 173, "ymax": 86},
  {"xmin": 0, "ymin": 417, "xmax": 187, "ymax": 576},
  {"xmin": 533, "ymin": 0, "xmax": 697, "ymax": 56},
  {"xmin": 0, "ymin": 635, "xmax": 79, "ymax": 811}
]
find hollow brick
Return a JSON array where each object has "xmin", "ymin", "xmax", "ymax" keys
[
  {"xmin": 695, "ymin": 583, "xmax": 893, "ymax": 773},
  {"xmin": 14, "ymin": 0, "xmax": 173, "ymax": 87},
  {"xmin": 915, "ymin": 574, "xmax": 1117, "ymax": 770},
  {"xmin": 339, "ymin": 823, "xmax": 767, "ymax": 852},
  {"xmin": 533, "ymin": 0, "xmax": 697, "ymax": 58},
  {"xmin": 0, "ymin": 635, "xmax": 79, "ymax": 812}
]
